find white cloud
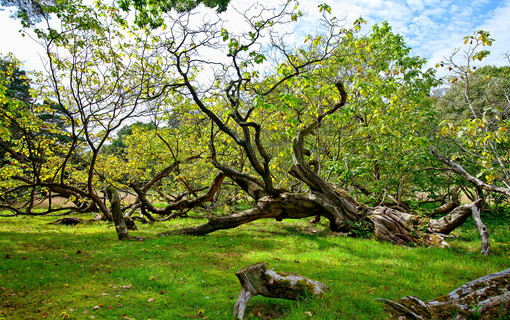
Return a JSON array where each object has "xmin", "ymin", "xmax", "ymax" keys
[
  {"xmin": 1, "ymin": 0, "xmax": 508, "ymax": 74},
  {"xmin": 478, "ymin": 0, "xmax": 510, "ymax": 65},
  {"xmin": 0, "ymin": 10, "xmax": 44, "ymax": 71}
]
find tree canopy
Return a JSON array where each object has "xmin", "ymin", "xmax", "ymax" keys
[{"xmin": 0, "ymin": 0, "xmax": 507, "ymax": 252}]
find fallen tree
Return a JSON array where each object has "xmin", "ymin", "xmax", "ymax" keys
[
  {"xmin": 0, "ymin": 1, "xmax": 494, "ymax": 250},
  {"xmin": 144, "ymin": 10, "xmax": 493, "ymax": 249},
  {"xmin": 161, "ymin": 79, "xmax": 488, "ymax": 252},
  {"xmin": 233, "ymin": 262, "xmax": 330, "ymax": 320},
  {"xmin": 379, "ymin": 268, "xmax": 510, "ymax": 319}
]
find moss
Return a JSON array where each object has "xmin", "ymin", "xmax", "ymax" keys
[
  {"xmin": 266, "ymin": 278, "xmax": 294, "ymax": 298},
  {"xmin": 260, "ymin": 270, "xmax": 272, "ymax": 283},
  {"xmin": 434, "ymin": 294, "xmax": 451, "ymax": 303},
  {"xmin": 294, "ymin": 279, "xmax": 319, "ymax": 297},
  {"xmin": 275, "ymin": 271, "xmax": 292, "ymax": 277}
]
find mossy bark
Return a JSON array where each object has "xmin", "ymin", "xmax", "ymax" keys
[
  {"xmin": 233, "ymin": 262, "xmax": 329, "ymax": 320},
  {"xmin": 380, "ymin": 268, "xmax": 510, "ymax": 319}
]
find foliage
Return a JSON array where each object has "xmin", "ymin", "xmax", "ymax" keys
[
  {"xmin": 433, "ymin": 31, "xmax": 510, "ymax": 199},
  {"xmin": 118, "ymin": 0, "xmax": 231, "ymax": 28},
  {"xmin": 251, "ymin": 21, "xmax": 439, "ymax": 204},
  {"xmin": 0, "ymin": 0, "xmax": 53, "ymax": 25},
  {"xmin": 0, "ymin": 55, "xmax": 74, "ymax": 206},
  {"xmin": 1, "ymin": 0, "xmax": 507, "ymax": 243}
]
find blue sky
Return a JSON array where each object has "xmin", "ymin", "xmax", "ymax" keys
[
  {"xmin": 288, "ymin": 0, "xmax": 510, "ymax": 68},
  {"xmin": 1, "ymin": 0, "xmax": 509, "ymax": 71}
]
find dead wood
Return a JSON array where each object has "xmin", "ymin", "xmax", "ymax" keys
[
  {"xmin": 233, "ymin": 262, "xmax": 329, "ymax": 320},
  {"xmin": 48, "ymin": 217, "xmax": 82, "ymax": 225},
  {"xmin": 471, "ymin": 203, "xmax": 490, "ymax": 255},
  {"xmin": 379, "ymin": 268, "xmax": 510, "ymax": 319}
]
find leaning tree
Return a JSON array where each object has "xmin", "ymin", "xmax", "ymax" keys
[
  {"xmin": 114, "ymin": 1, "xmax": 485, "ymax": 250},
  {"xmin": 0, "ymin": 0, "xmax": 240, "ymax": 236},
  {"xmin": 0, "ymin": 0, "xmax": 490, "ymax": 250}
]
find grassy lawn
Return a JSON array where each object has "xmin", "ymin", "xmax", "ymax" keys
[{"xmin": 0, "ymin": 210, "xmax": 508, "ymax": 320}]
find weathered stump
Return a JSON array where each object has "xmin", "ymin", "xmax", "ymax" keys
[
  {"xmin": 106, "ymin": 186, "xmax": 129, "ymax": 240},
  {"xmin": 379, "ymin": 268, "xmax": 510, "ymax": 319},
  {"xmin": 233, "ymin": 262, "xmax": 329, "ymax": 320}
]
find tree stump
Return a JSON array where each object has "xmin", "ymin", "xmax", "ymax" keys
[
  {"xmin": 106, "ymin": 186, "xmax": 129, "ymax": 240},
  {"xmin": 233, "ymin": 262, "xmax": 329, "ymax": 320},
  {"xmin": 379, "ymin": 268, "xmax": 510, "ymax": 319}
]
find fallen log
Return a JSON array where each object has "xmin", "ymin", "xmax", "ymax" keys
[
  {"xmin": 233, "ymin": 262, "xmax": 329, "ymax": 320},
  {"xmin": 48, "ymin": 217, "xmax": 82, "ymax": 225},
  {"xmin": 379, "ymin": 268, "xmax": 510, "ymax": 319}
]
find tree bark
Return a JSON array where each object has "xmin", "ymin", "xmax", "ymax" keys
[
  {"xmin": 380, "ymin": 268, "xmax": 510, "ymax": 320},
  {"xmin": 428, "ymin": 200, "xmax": 480, "ymax": 234},
  {"xmin": 106, "ymin": 186, "xmax": 129, "ymax": 240},
  {"xmin": 369, "ymin": 206, "xmax": 417, "ymax": 245},
  {"xmin": 233, "ymin": 262, "xmax": 329, "ymax": 320},
  {"xmin": 160, "ymin": 192, "xmax": 324, "ymax": 236},
  {"xmin": 159, "ymin": 81, "xmax": 488, "ymax": 250},
  {"xmin": 471, "ymin": 203, "xmax": 490, "ymax": 255}
]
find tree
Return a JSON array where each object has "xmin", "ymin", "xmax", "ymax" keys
[
  {"xmin": 121, "ymin": 3, "xmax": 477, "ymax": 249},
  {"xmin": 0, "ymin": 0, "xmax": 53, "ymax": 25},
  {"xmin": 0, "ymin": 1, "xmax": 228, "ymax": 224},
  {"xmin": 1, "ymin": 1, "xmax": 175, "ymax": 219},
  {"xmin": 1, "ymin": 0, "xmax": 485, "ymax": 250},
  {"xmin": 432, "ymin": 31, "xmax": 510, "ymax": 200}
]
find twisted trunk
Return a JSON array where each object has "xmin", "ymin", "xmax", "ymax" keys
[
  {"xmin": 161, "ymin": 81, "xmax": 487, "ymax": 250},
  {"xmin": 380, "ymin": 268, "xmax": 510, "ymax": 319}
]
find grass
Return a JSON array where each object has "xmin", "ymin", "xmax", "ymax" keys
[{"xmin": 0, "ymin": 209, "xmax": 508, "ymax": 320}]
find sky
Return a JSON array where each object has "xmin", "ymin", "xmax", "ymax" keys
[{"xmin": 0, "ymin": 0, "xmax": 509, "ymax": 72}]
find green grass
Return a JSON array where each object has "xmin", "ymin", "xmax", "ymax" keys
[{"xmin": 0, "ymin": 211, "xmax": 508, "ymax": 320}]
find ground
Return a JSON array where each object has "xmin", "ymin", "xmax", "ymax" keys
[{"xmin": 0, "ymin": 210, "xmax": 508, "ymax": 319}]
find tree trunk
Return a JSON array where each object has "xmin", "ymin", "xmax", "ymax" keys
[
  {"xmin": 160, "ymin": 192, "xmax": 324, "ymax": 236},
  {"xmin": 380, "ymin": 268, "xmax": 510, "ymax": 320},
  {"xmin": 430, "ymin": 186, "xmax": 461, "ymax": 216},
  {"xmin": 160, "ymin": 81, "xmax": 488, "ymax": 250},
  {"xmin": 428, "ymin": 200, "xmax": 480, "ymax": 234},
  {"xmin": 160, "ymin": 182, "xmax": 488, "ymax": 249},
  {"xmin": 369, "ymin": 206, "xmax": 417, "ymax": 245},
  {"xmin": 233, "ymin": 262, "xmax": 329, "ymax": 320},
  {"xmin": 106, "ymin": 186, "xmax": 129, "ymax": 240},
  {"xmin": 471, "ymin": 203, "xmax": 490, "ymax": 255}
]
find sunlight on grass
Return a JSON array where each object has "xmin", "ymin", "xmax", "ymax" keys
[{"xmin": 0, "ymin": 212, "xmax": 508, "ymax": 319}]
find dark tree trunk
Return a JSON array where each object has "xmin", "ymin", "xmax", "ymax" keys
[{"xmin": 380, "ymin": 268, "xmax": 510, "ymax": 320}]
